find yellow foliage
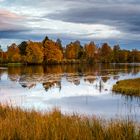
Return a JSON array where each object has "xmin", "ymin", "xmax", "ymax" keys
[
  {"xmin": 44, "ymin": 40, "xmax": 63, "ymax": 62},
  {"xmin": 26, "ymin": 41, "xmax": 43, "ymax": 64},
  {"xmin": 85, "ymin": 42, "xmax": 96, "ymax": 59},
  {"xmin": 65, "ymin": 41, "xmax": 81, "ymax": 59},
  {"xmin": 7, "ymin": 43, "xmax": 21, "ymax": 63}
]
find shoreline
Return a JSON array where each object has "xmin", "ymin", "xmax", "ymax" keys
[{"xmin": 0, "ymin": 62, "xmax": 140, "ymax": 66}]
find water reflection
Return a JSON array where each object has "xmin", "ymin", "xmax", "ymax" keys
[
  {"xmin": 43, "ymin": 81, "xmax": 61, "ymax": 92},
  {"xmin": 0, "ymin": 64, "xmax": 140, "ymax": 121},
  {"xmin": 5, "ymin": 64, "xmax": 140, "ymax": 90}
]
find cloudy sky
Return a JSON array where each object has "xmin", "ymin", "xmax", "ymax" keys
[{"xmin": 0, "ymin": 0, "xmax": 140, "ymax": 50}]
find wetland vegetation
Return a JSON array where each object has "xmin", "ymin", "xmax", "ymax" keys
[
  {"xmin": 113, "ymin": 78, "xmax": 140, "ymax": 96},
  {"xmin": 0, "ymin": 105, "xmax": 139, "ymax": 140}
]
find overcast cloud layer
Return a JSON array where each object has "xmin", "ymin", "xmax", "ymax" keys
[{"xmin": 0, "ymin": 0, "xmax": 140, "ymax": 50}]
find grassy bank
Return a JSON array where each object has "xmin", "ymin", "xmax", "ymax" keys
[
  {"xmin": 113, "ymin": 78, "xmax": 140, "ymax": 96},
  {"xmin": 0, "ymin": 63, "xmax": 23, "ymax": 67},
  {"xmin": 0, "ymin": 105, "xmax": 139, "ymax": 140}
]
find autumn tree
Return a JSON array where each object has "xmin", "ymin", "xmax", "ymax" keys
[
  {"xmin": 43, "ymin": 39, "xmax": 63, "ymax": 63},
  {"xmin": 42, "ymin": 36, "xmax": 49, "ymax": 46},
  {"xmin": 75, "ymin": 41, "xmax": 84, "ymax": 59},
  {"xmin": 65, "ymin": 43, "xmax": 76, "ymax": 59},
  {"xmin": 56, "ymin": 38, "xmax": 63, "ymax": 53},
  {"xmin": 18, "ymin": 41, "xmax": 28, "ymax": 63},
  {"xmin": 100, "ymin": 43, "xmax": 112, "ymax": 63},
  {"xmin": 18, "ymin": 41, "xmax": 28, "ymax": 55},
  {"xmin": 65, "ymin": 41, "xmax": 82, "ymax": 59},
  {"xmin": 26, "ymin": 41, "xmax": 44, "ymax": 64},
  {"xmin": 7, "ymin": 43, "xmax": 21, "ymax": 63},
  {"xmin": 2, "ymin": 52, "xmax": 8, "ymax": 63},
  {"xmin": 0, "ymin": 45, "xmax": 3, "ymax": 63},
  {"xmin": 116, "ymin": 50, "xmax": 129, "ymax": 63},
  {"xmin": 112, "ymin": 45, "xmax": 120, "ymax": 63},
  {"xmin": 85, "ymin": 41, "xmax": 97, "ymax": 63},
  {"xmin": 129, "ymin": 49, "xmax": 140, "ymax": 63}
]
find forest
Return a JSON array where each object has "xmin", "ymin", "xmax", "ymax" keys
[{"xmin": 0, "ymin": 36, "xmax": 140, "ymax": 64}]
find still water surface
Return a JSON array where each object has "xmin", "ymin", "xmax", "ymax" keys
[{"xmin": 0, "ymin": 64, "xmax": 140, "ymax": 121}]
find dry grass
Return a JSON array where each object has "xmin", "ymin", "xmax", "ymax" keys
[
  {"xmin": 113, "ymin": 78, "xmax": 140, "ymax": 96},
  {"xmin": 0, "ymin": 105, "xmax": 140, "ymax": 140}
]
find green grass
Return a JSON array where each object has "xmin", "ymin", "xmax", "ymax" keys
[
  {"xmin": 0, "ymin": 105, "xmax": 139, "ymax": 140},
  {"xmin": 113, "ymin": 78, "xmax": 140, "ymax": 96},
  {"xmin": 7, "ymin": 63, "xmax": 23, "ymax": 66}
]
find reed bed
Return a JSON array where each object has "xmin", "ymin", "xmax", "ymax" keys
[{"xmin": 0, "ymin": 105, "xmax": 139, "ymax": 140}]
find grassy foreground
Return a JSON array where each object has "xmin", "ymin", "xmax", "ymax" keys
[
  {"xmin": 113, "ymin": 78, "xmax": 140, "ymax": 96},
  {"xmin": 0, "ymin": 105, "xmax": 140, "ymax": 140}
]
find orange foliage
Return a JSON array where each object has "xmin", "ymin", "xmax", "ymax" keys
[
  {"xmin": 65, "ymin": 41, "xmax": 81, "ymax": 59},
  {"xmin": 100, "ymin": 43, "xmax": 112, "ymax": 63},
  {"xmin": 26, "ymin": 41, "xmax": 44, "ymax": 64},
  {"xmin": 7, "ymin": 43, "xmax": 21, "ymax": 62},
  {"xmin": 43, "ymin": 40, "xmax": 63, "ymax": 62},
  {"xmin": 85, "ymin": 42, "xmax": 97, "ymax": 59}
]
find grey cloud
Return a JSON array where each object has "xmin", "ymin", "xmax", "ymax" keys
[
  {"xmin": 0, "ymin": 29, "xmax": 31, "ymax": 39},
  {"xmin": 1, "ymin": 0, "xmax": 140, "ymax": 50},
  {"xmin": 47, "ymin": 4, "xmax": 140, "ymax": 34},
  {"xmin": 2, "ymin": 0, "xmax": 140, "ymax": 35}
]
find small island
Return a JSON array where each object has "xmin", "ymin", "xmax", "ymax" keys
[{"xmin": 113, "ymin": 78, "xmax": 140, "ymax": 96}]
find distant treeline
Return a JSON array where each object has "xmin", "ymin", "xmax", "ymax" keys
[{"xmin": 0, "ymin": 36, "xmax": 140, "ymax": 64}]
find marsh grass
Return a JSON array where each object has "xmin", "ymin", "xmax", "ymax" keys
[
  {"xmin": 113, "ymin": 78, "xmax": 140, "ymax": 96},
  {"xmin": 0, "ymin": 105, "xmax": 139, "ymax": 140}
]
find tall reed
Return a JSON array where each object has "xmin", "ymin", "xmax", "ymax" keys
[{"xmin": 0, "ymin": 105, "xmax": 139, "ymax": 140}]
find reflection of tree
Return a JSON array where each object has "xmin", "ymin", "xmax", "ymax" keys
[
  {"xmin": 44, "ymin": 65, "xmax": 62, "ymax": 74},
  {"xmin": 8, "ymin": 67, "xmax": 21, "ymax": 81},
  {"xmin": 63, "ymin": 64, "xmax": 82, "ymax": 74},
  {"xmin": 114, "ymin": 63, "xmax": 135, "ymax": 74},
  {"xmin": 101, "ymin": 76, "xmax": 110, "ymax": 83},
  {"xmin": 99, "ymin": 79, "xmax": 104, "ymax": 93},
  {"xmin": 8, "ymin": 66, "xmax": 44, "ymax": 82},
  {"xmin": 18, "ymin": 66, "xmax": 44, "ymax": 89},
  {"xmin": 66, "ymin": 75, "xmax": 80, "ymax": 85},
  {"xmin": 65, "ymin": 64, "xmax": 98, "ymax": 85},
  {"xmin": 20, "ymin": 82, "xmax": 36, "ymax": 89},
  {"xmin": 73, "ymin": 80, "xmax": 80, "ymax": 85},
  {"xmin": 5, "ymin": 64, "xmax": 140, "ymax": 92},
  {"xmin": 64, "ymin": 65, "xmax": 82, "ymax": 85},
  {"xmin": 84, "ymin": 76, "xmax": 96, "ymax": 84},
  {"xmin": 7, "ymin": 65, "xmax": 63, "ymax": 90},
  {"xmin": 0, "ymin": 68, "xmax": 6, "ymax": 80},
  {"xmin": 132, "ymin": 67, "xmax": 140, "ymax": 75},
  {"xmin": 21, "ymin": 66, "xmax": 44, "ymax": 75},
  {"xmin": 43, "ymin": 81, "xmax": 61, "ymax": 91},
  {"xmin": 83, "ymin": 64, "xmax": 99, "ymax": 76},
  {"xmin": 101, "ymin": 63, "xmax": 111, "ymax": 70},
  {"xmin": 0, "ymin": 69, "xmax": 2, "ymax": 80}
]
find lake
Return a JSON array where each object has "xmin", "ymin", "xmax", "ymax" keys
[{"xmin": 0, "ymin": 63, "xmax": 140, "ymax": 121}]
